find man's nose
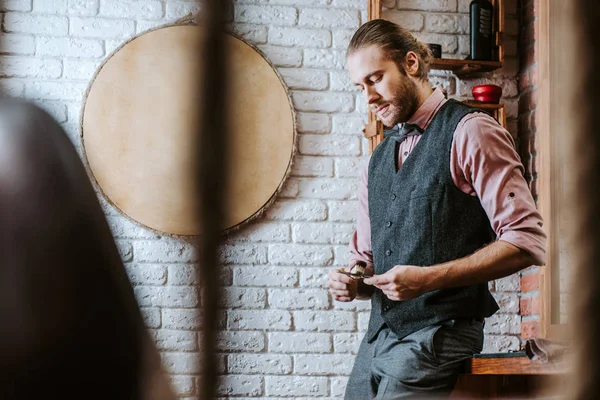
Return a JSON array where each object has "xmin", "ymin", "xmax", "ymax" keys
[{"xmin": 365, "ymin": 86, "xmax": 379, "ymax": 104}]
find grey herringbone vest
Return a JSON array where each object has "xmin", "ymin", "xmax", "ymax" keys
[{"xmin": 366, "ymin": 99, "xmax": 499, "ymax": 342}]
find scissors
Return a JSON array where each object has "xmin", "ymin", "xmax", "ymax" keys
[{"xmin": 339, "ymin": 271, "xmax": 373, "ymax": 280}]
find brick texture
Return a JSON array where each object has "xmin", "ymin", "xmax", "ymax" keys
[{"xmin": 0, "ymin": 0, "xmax": 526, "ymax": 397}]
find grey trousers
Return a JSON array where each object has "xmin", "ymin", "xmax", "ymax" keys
[{"xmin": 345, "ymin": 318, "xmax": 484, "ymax": 399}]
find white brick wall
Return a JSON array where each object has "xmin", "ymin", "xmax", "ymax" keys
[{"xmin": 0, "ymin": 0, "xmax": 522, "ymax": 397}]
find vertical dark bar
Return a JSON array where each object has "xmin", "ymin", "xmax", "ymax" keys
[
  {"xmin": 196, "ymin": 0, "xmax": 229, "ymax": 399},
  {"xmin": 571, "ymin": 1, "xmax": 600, "ymax": 398}
]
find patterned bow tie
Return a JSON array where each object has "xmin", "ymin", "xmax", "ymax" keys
[{"xmin": 383, "ymin": 123, "xmax": 424, "ymax": 143}]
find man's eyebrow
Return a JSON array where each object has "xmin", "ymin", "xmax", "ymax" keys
[{"xmin": 363, "ymin": 70, "xmax": 384, "ymax": 82}]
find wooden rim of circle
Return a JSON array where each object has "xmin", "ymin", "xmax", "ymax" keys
[{"xmin": 80, "ymin": 20, "xmax": 297, "ymax": 237}]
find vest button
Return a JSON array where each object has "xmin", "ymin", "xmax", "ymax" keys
[
  {"xmin": 385, "ymin": 250, "xmax": 391, "ymax": 256},
  {"xmin": 383, "ymin": 305, "xmax": 391, "ymax": 312},
  {"xmin": 391, "ymin": 194, "xmax": 396, "ymax": 200},
  {"xmin": 386, "ymin": 221, "xmax": 392, "ymax": 227}
]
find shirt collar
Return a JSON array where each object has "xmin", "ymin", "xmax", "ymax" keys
[{"xmin": 399, "ymin": 87, "xmax": 447, "ymax": 132}]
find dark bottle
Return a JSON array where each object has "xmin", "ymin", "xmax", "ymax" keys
[{"xmin": 470, "ymin": 0, "xmax": 494, "ymax": 61}]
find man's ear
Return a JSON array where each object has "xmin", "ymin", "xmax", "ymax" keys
[{"xmin": 404, "ymin": 51, "xmax": 420, "ymax": 77}]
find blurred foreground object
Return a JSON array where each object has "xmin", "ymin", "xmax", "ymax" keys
[{"xmin": 0, "ymin": 99, "xmax": 175, "ymax": 400}]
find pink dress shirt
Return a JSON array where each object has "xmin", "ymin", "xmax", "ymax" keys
[{"xmin": 349, "ymin": 88, "xmax": 547, "ymax": 268}]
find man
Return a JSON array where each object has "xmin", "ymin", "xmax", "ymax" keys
[{"xmin": 326, "ymin": 19, "xmax": 546, "ymax": 399}]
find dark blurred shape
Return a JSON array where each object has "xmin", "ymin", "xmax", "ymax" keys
[
  {"xmin": 0, "ymin": 98, "xmax": 168, "ymax": 399},
  {"xmin": 194, "ymin": 0, "xmax": 230, "ymax": 399}
]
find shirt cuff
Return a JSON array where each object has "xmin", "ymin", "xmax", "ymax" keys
[{"xmin": 498, "ymin": 231, "xmax": 547, "ymax": 266}]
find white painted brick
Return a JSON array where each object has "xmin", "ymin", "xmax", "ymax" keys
[
  {"xmin": 428, "ymin": 74, "xmax": 457, "ymax": 96},
  {"xmin": 356, "ymin": 93, "xmax": 369, "ymax": 114},
  {"xmin": 292, "ymin": 222, "xmax": 354, "ymax": 244},
  {"xmin": 68, "ymin": 0, "xmax": 99, "ymax": 16},
  {"xmin": 33, "ymin": 0, "xmax": 66, "ymax": 13},
  {"xmin": 1, "ymin": 1, "xmax": 32, "ymax": 12},
  {"xmin": 99, "ymin": 0, "xmax": 162, "ymax": 19},
  {"xmin": 292, "ymin": 155, "xmax": 334, "ymax": 178},
  {"xmin": 495, "ymin": 274, "xmax": 520, "ymax": 292},
  {"xmin": 169, "ymin": 375, "xmax": 195, "ymax": 397},
  {"xmin": 294, "ymin": 354, "xmax": 355, "ymax": 375},
  {"xmin": 426, "ymin": 14, "xmax": 469, "ymax": 34},
  {"xmin": 106, "ymin": 216, "xmax": 157, "ymax": 239},
  {"xmin": 26, "ymin": 80, "xmax": 87, "ymax": 101},
  {"xmin": 116, "ymin": 240, "xmax": 133, "ymax": 262},
  {"xmin": 383, "ymin": 0, "xmax": 397, "ymax": 7},
  {"xmin": 357, "ymin": 311, "xmax": 370, "ymax": 331},
  {"xmin": 219, "ymin": 243, "xmax": 268, "ymax": 265},
  {"xmin": 413, "ymin": 32, "xmax": 458, "ymax": 54},
  {"xmin": 484, "ymin": 313, "xmax": 520, "ymax": 335},
  {"xmin": 228, "ymin": 310, "xmax": 292, "ymax": 330},
  {"xmin": 134, "ymin": 20, "xmax": 157, "ymax": 35},
  {"xmin": 335, "ymin": 157, "xmax": 365, "ymax": 178},
  {"xmin": 297, "ymin": 112, "xmax": 331, "ymax": 134},
  {"xmin": 218, "ymin": 375, "xmax": 263, "ymax": 397},
  {"xmin": 327, "ymin": 200, "xmax": 358, "ymax": 222},
  {"xmin": 97, "ymin": 193, "xmax": 118, "ymax": 215},
  {"xmin": 266, "ymin": 376, "xmax": 328, "ymax": 397},
  {"xmin": 269, "ymin": 332, "xmax": 331, "ymax": 353},
  {"xmin": 330, "ymin": 70, "xmax": 358, "ymax": 92},
  {"xmin": 228, "ymin": 23, "xmax": 268, "ymax": 44},
  {"xmin": 279, "ymin": 68, "xmax": 328, "ymax": 90},
  {"xmin": 268, "ymin": 288, "xmax": 330, "ymax": 309},
  {"xmin": 381, "ymin": 10, "xmax": 425, "ymax": 31},
  {"xmin": 294, "ymin": 310, "xmax": 355, "ymax": 331},
  {"xmin": 140, "ymin": 307, "xmax": 161, "ymax": 328},
  {"xmin": 228, "ymin": 354, "xmax": 292, "ymax": 374},
  {"xmin": 37, "ymin": 36, "xmax": 104, "ymax": 58},
  {"xmin": 217, "ymin": 330, "xmax": 265, "ymax": 352},
  {"xmin": 163, "ymin": 308, "xmax": 203, "ymax": 330},
  {"xmin": 483, "ymin": 334, "xmax": 521, "ymax": 353},
  {"xmin": 304, "ymin": 48, "xmax": 346, "ymax": 69},
  {"xmin": 63, "ymin": 58, "xmax": 101, "ymax": 80},
  {"xmin": 133, "ymin": 240, "xmax": 197, "ymax": 263},
  {"xmin": 299, "ymin": 134, "xmax": 361, "ymax": 157},
  {"xmin": 279, "ymin": 177, "xmax": 300, "ymax": 198},
  {"xmin": 494, "ymin": 292, "xmax": 519, "ymax": 314},
  {"xmin": 151, "ymin": 329, "xmax": 197, "ymax": 351},
  {"xmin": 298, "ymin": 177, "xmax": 359, "ymax": 200},
  {"xmin": 221, "ymin": 287, "xmax": 267, "ymax": 309},
  {"xmin": 334, "ymin": 332, "xmax": 362, "ymax": 354},
  {"xmin": 458, "ymin": 34, "xmax": 470, "ymax": 56},
  {"xmin": 334, "ymin": 244, "xmax": 354, "ymax": 266},
  {"xmin": 35, "ymin": 101, "xmax": 67, "ymax": 123},
  {"xmin": 229, "ymin": 222, "xmax": 291, "ymax": 243},
  {"xmin": 70, "ymin": 17, "xmax": 135, "ymax": 38},
  {"xmin": 4, "ymin": 13, "xmax": 68, "ymax": 35},
  {"xmin": 104, "ymin": 39, "xmax": 122, "ymax": 54},
  {"xmin": 233, "ymin": 266, "xmax": 298, "ymax": 288},
  {"xmin": 332, "ymin": 29, "xmax": 354, "ymax": 49},
  {"xmin": 292, "ymin": 91, "xmax": 354, "ymax": 113},
  {"xmin": 264, "ymin": 199, "xmax": 327, "ymax": 221},
  {"xmin": 299, "ymin": 8, "xmax": 359, "ymax": 29},
  {"xmin": 161, "ymin": 352, "xmax": 202, "ymax": 374},
  {"xmin": 0, "ymin": 33, "xmax": 35, "ymax": 54},
  {"xmin": 269, "ymin": 26, "xmax": 331, "ymax": 48},
  {"xmin": 165, "ymin": 1, "xmax": 202, "ymax": 20},
  {"xmin": 235, "ymin": 5, "xmax": 297, "ymax": 26},
  {"xmin": 125, "ymin": 263, "xmax": 167, "ymax": 285},
  {"xmin": 458, "ymin": 0, "xmax": 470, "ymax": 13},
  {"xmin": 331, "ymin": 0, "xmax": 364, "ymax": 7},
  {"xmin": 269, "ymin": 244, "xmax": 333, "ymax": 266},
  {"xmin": 332, "ymin": 376, "xmax": 350, "ymax": 397},
  {"xmin": 134, "ymin": 286, "xmax": 198, "ymax": 307},
  {"xmin": 397, "ymin": 0, "xmax": 458, "ymax": 12},
  {"xmin": 271, "ymin": 0, "xmax": 330, "ymax": 4},
  {"xmin": 299, "ymin": 267, "xmax": 328, "ymax": 288},
  {"xmin": 258, "ymin": 45, "xmax": 302, "ymax": 67}
]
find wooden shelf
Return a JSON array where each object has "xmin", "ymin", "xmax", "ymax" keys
[
  {"xmin": 464, "ymin": 101, "xmax": 507, "ymax": 128},
  {"xmin": 430, "ymin": 58, "xmax": 504, "ymax": 78},
  {"xmin": 467, "ymin": 354, "xmax": 568, "ymax": 376}
]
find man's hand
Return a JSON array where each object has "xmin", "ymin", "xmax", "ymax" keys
[
  {"xmin": 327, "ymin": 264, "xmax": 360, "ymax": 302},
  {"xmin": 363, "ymin": 265, "xmax": 431, "ymax": 301}
]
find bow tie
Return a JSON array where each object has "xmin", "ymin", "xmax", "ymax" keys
[{"xmin": 383, "ymin": 123, "xmax": 424, "ymax": 143}]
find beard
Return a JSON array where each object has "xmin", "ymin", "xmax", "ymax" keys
[{"xmin": 376, "ymin": 77, "xmax": 420, "ymax": 128}]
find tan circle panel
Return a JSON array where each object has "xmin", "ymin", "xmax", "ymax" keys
[{"xmin": 82, "ymin": 26, "xmax": 295, "ymax": 236}]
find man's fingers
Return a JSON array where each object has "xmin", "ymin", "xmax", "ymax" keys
[
  {"xmin": 328, "ymin": 281, "xmax": 351, "ymax": 291},
  {"xmin": 363, "ymin": 274, "xmax": 389, "ymax": 286}
]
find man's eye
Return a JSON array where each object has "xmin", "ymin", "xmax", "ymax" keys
[{"xmin": 371, "ymin": 75, "xmax": 382, "ymax": 83}]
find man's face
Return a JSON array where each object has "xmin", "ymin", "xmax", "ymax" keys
[{"xmin": 347, "ymin": 45, "xmax": 419, "ymax": 127}]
